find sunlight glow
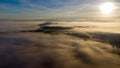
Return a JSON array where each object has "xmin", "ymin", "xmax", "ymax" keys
[{"xmin": 99, "ymin": 2, "xmax": 116, "ymax": 15}]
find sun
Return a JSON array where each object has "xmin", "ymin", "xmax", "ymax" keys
[{"xmin": 99, "ymin": 2, "xmax": 116, "ymax": 15}]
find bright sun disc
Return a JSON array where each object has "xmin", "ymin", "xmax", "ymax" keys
[{"xmin": 100, "ymin": 2, "xmax": 115, "ymax": 15}]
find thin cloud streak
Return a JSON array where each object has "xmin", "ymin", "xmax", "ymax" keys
[{"xmin": 0, "ymin": 0, "xmax": 120, "ymax": 19}]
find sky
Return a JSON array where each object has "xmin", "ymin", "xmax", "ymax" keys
[{"xmin": 0, "ymin": 0, "xmax": 120, "ymax": 19}]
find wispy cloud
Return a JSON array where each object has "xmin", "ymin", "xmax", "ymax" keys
[{"xmin": 0, "ymin": 0, "xmax": 120, "ymax": 19}]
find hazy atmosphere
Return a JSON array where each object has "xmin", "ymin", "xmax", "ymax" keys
[
  {"xmin": 0, "ymin": 0, "xmax": 120, "ymax": 68},
  {"xmin": 0, "ymin": 0, "xmax": 120, "ymax": 19}
]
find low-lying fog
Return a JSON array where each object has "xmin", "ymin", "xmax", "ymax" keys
[
  {"xmin": 0, "ymin": 21, "xmax": 120, "ymax": 33},
  {"xmin": 0, "ymin": 21, "xmax": 120, "ymax": 68}
]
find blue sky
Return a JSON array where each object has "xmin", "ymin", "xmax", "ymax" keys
[{"xmin": 0, "ymin": 0, "xmax": 120, "ymax": 19}]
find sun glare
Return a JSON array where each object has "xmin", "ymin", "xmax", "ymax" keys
[{"xmin": 99, "ymin": 2, "xmax": 116, "ymax": 15}]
